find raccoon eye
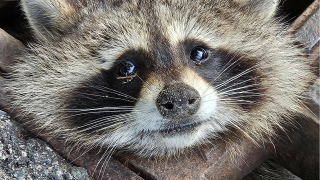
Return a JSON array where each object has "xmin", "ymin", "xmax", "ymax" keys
[
  {"xmin": 119, "ymin": 61, "xmax": 137, "ymax": 76},
  {"xmin": 190, "ymin": 47, "xmax": 208, "ymax": 62}
]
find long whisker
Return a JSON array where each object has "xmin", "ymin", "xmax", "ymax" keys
[
  {"xmin": 203, "ymin": 53, "xmax": 245, "ymax": 94},
  {"xmin": 215, "ymin": 76, "xmax": 261, "ymax": 93},
  {"xmin": 93, "ymin": 148, "xmax": 110, "ymax": 179},
  {"xmin": 218, "ymin": 85, "xmax": 262, "ymax": 95},
  {"xmin": 99, "ymin": 146, "xmax": 116, "ymax": 180},
  {"xmin": 74, "ymin": 92, "xmax": 136, "ymax": 103},
  {"xmin": 61, "ymin": 106, "xmax": 136, "ymax": 113},
  {"xmin": 88, "ymin": 84, "xmax": 138, "ymax": 101},
  {"xmin": 214, "ymin": 67, "xmax": 256, "ymax": 90},
  {"xmin": 62, "ymin": 106, "xmax": 155, "ymax": 118},
  {"xmin": 74, "ymin": 118, "xmax": 130, "ymax": 134}
]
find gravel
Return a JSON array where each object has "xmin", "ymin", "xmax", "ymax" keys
[{"xmin": 0, "ymin": 110, "xmax": 92, "ymax": 180}]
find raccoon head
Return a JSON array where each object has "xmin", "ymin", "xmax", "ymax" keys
[{"xmin": 10, "ymin": 0, "xmax": 313, "ymax": 157}]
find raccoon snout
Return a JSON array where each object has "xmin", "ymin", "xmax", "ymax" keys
[{"xmin": 156, "ymin": 84, "xmax": 201, "ymax": 120}]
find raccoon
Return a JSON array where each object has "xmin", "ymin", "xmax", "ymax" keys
[{"xmin": 3, "ymin": 0, "xmax": 316, "ymax": 165}]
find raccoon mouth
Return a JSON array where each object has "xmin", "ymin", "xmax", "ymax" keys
[{"xmin": 159, "ymin": 122, "xmax": 201, "ymax": 136}]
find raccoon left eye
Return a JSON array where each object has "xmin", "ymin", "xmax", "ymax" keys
[
  {"xmin": 190, "ymin": 46, "xmax": 208, "ymax": 62},
  {"xmin": 119, "ymin": 61, "xmax": 137, "ymax": 76}
]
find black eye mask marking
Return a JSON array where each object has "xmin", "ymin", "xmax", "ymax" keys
[
  {"xmin": 65, "ymin": 49, "xmax": 153, "ymax": 133},
  {"xmin": 213, "ymin": 49, "xmax": 266, "ymax": 109},
  {"xmin": 181, "ymin": 39, "xmax": 266, "ymax": 110}
]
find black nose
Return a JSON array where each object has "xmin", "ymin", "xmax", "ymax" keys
[{"xmin": 156, "ymin": 84, "xmax": 201, "ymax": 120}]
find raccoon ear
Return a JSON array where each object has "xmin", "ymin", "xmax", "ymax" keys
[
  {"xmin": 233, "ymin": 0, "xmax": 279, "ymax": 20},
  {"xmin": 20, "ymin": 0, "xmax": 81, "ymax": 40}
]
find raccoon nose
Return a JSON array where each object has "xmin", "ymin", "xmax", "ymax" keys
[{"xmin": 156, "ymin": 84, "xmax": 201, "ymax": 120}]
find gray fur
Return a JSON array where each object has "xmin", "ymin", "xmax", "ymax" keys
[{"xmin": 4, "ymin": 0, "xmax": 316, "ymax": 167}]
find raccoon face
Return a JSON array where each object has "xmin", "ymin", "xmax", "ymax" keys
[{"xmin": 11, "ymin": 0, "xmax": 313, "ymax": 157}]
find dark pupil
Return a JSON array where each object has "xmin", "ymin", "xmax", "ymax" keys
[
  {"xmin": 119, "ymin": 61, "xmax": 136, "ymax": 76},
  {"xmin": 190, "ymin": 47, "xmax": 207, "ymax": 61}
]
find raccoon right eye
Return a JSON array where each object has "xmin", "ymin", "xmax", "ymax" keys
[{"xmin": 119, "ymin": 61, "xmax": 137, "ymax": 76}]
